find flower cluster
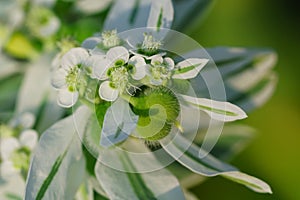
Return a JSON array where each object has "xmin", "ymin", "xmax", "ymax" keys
[
  {"xmin": 51, "ymin": 30, "xmax": 247, "ymax": 147},
  {"xmin": 0, "ymin": 113, "xmax": 38, "ymax": 179}
]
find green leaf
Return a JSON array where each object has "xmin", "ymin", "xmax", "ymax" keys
[
  {"xmin": 168, "ymin": 124, "xmax": 255, "ymax": 188},
  {"xmin": 147, "ymin": 0, "xmax": 174, "ymax": 31},
  {"xmin": 0, "ymin": 73, "xmax": 22, "ymax": 113},
  {"xmin": 95, "ymin": 148, "xmax": 185, "ymax": 200},
  {"xmin": 179, "ymin": 94, "xmax": 247, "ymax": 122},
  {"xmin": 186, "ymin": 47, "xmax": 277, "ymax": 112},
  {"xmin": 161, "ymin": 134, "xmax": 272, "ymax": 193},
  {"xmin": 25, "ymin": 106, "xmax": 91, "ymax": 200},
  {"xmin": 195, "ymin": 124, "xmax": 255, "ymax": 160},
  {"xmin": 172, "ymin": 0, "xmax": 214, "ymax": 31},
  {"xmin": 105, "ymin": 0, "xmax": 173, "ymax": 32}
]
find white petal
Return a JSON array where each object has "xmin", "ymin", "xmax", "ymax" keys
[
  {"xmin": 164, "ymin": 57, "xmax": 174, "ymax": 69},
  {"xmin": 129, "ymin": 56, "xmax": 146, "ymax": 80},
  {"xmin": 93, "ymin": 58, "xmax": 110, "ymax": 80},
  {"xmin": 39, "ymin": 16, "xmax": 60, "ymax": 37},
  {"xmin": 51, "ymin": 68, "xmax": 68, "ymax": 89},
  {"xmin": 0, "ymin": 138, "xmax": 20, "ymax": 160},
  {"xmin": 10, "ymin": 112, "xmax": 36, "ymax": 129},
  {"xmin": 61, "ymin": 48, "xmax": 89, "ymax": 70},
  {"xmin": 82, "ymin": 36, "xmax": 102, "ymax": 49},
  {"xmin": 19, "ymin": 129, "xmax": 38, "ymax": 150},
  {"xmin": 106, "ymin": 46, "xmax": 129, "ymax": 64},
  {"xmin": 99, "ymin": 81, "xmax": 119, "ymax": 101},
  {"xmin": 179, "ymin": 94, "xmax": 248, "ymax": 122},
  {"xmin": 151, "ymin": 55, "xmax": 163, "ymax": 65},
  {"xmin": 173, "ymin": 58, "xmax": 209, "ymax": 79},
  {"xmin": 57, "ymin": 89, "xmax": 79, "ymax": 108}
]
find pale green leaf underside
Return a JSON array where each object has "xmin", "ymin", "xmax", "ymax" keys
[
  {"xmin": 25, "ymin": 106, "xmax": 91, "ymax": 200},
  {"xmin": 161, "ymin": 134, "xmax": 272, "ymax": 193},
  {"xmin": 95, "ymin": 149, "xmax": 185, "ymax": 200}
]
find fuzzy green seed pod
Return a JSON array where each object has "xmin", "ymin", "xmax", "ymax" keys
[{"xmin": 131, "ymin": 86, "xmax": 180, "ymax": 141}]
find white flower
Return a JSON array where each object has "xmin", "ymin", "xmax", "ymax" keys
[
  {"xmin": 93, "ymin": 46, "xmax": 146, "ymax": 101},
  {"xmin": 82, "ymin": 30, "xmax": 122, "ymax": 52},
  {"xmin": 0, "ymin": 130, "xmax": 38, "ymax": 179},
  {"xmin": 51, "ymin": 47, "xmax": 89, "ymax": 107},
  {"xmin": 26, "ymin": 6, "xmax": 60, "ymax": 38},
  {"xmin": 9, "ymin": 112, "xmax": 36, "ymax": 129},
  {"xmin": 148, "ymin": 55, "xmax": 174, "ymax": 85},
  {"xmin": 141, "ymin": 33, "xmax": 162, "ymax": 55}
]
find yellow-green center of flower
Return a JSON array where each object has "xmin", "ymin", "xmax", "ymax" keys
[
  {"xmin": 65, "ymin": 66, "xmax": 79, "ymax": 92},
  {"xmin": 141, "ymin": 34, "xmax": 162, "ymax": 55},
  {"xmin": 109, "ymin": 66, "xmax": 129, "ymax": 93},
  {"xmin": 151, "ymin": 62, "xmax": 170, "ymax": 83},
  {"xmin": 11, "ymin": 147, "xmax": 31, "ymax": 171},
  {"xmin": 102, "ymin": 30, "xmax": 121, "ymax": 49}
]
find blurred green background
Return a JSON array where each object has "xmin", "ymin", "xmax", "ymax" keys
[{"xmin": 189, "ymin": 0, "xmax": 300, "ymax": 199}]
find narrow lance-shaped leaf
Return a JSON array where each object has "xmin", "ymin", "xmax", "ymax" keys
[
  {"xmin": 173, "ymin": 58, "xmax": 208, "ymax": 79},
  {"xmin": 168, "ymin": 124, "xmax": 255, "ymax": 189},
  {"xmin": 179, "ymin": 94, "xmax": 247, "ymax": 122},
  {"xmin": 15, "ymin": 55, "xmax": 56, "ymax": 116},
  {"xmin": 185, "ymin": 47, "xmax": 277, "ymax": 112},
  {"xmin": 147, "ymin": 0, "xmax": 174, "ymax": 31},
  {"xmin": 104, "ymin": 0, "xmax": 173, "ymax": 32},
  {"xmin": 172, "ymin": 0, "xmax": 214, "ymax": 31},
  {"xmin": 25, "ymin": 106, "xmax": 91, "ymax": 200},
  {"xmin": 95, "ymin": 149, "xmax": 185, "ymax": 200},
  {"xmin": 161, "ymin": 134, "xmax": 272, "ymax": 193}
]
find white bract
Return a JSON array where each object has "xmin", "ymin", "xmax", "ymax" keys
[
  {"xmin": 51, "ymin": 47, "xmax": 89, "ymax": 107},
  {"xmin": 0, "ymin": 130, "xmax": 38, "ymax": 179},
  {"xmin": 26, "ymin": 6, "xmax": 60, "ymax": 39},
  {"xmin": 82, "ymin": 30, "xmax": 122, "ymax": 52},
  {"xmin": 93, "ymin": 46, "xmax": 146, "ymax": 101},
  {"xmin": 148, "ymin": 55, "xmax": 174, "ymax": 85}
]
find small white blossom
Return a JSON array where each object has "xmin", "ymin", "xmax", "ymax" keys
[
  {"xmin": 26, "ymin": 6, "xmax": 60, "ymax": 39},
  {"xmin": 0, "ymin": 130, "xmax": 38, "ymax": 179},
  {"xmin": 51, "ymin": 47, "xmax": 89, "ymax": 107},
  {"xmin": 93, "ymin": 46, "xmax": 146, "ymax": 101},
  {"xmin": 148, "ymin": 55, "xmax": 174, "ymax": 85},
  {"xmin": 82, "ymin": 30, "xmax": 122, "ymax": 53}
]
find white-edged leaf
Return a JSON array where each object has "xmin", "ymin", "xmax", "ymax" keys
[
  {"xmin": 104, "ymin": 0, "xmax": 173, "ymax": 33},
  {"xmin": 173, "ymin": 58, "xmax": 208, "ymax": 79},
  {"xmin": 179, "ymin": 94, "xmax": 247, "ymax": 122},
  {"xmin": 104, "ymin": 0, "xmax": 152, "ymax": 32},
  {"xmin": 15, "ymin": 55, "xmax": 52, "ymax": 116},
  {"xmin": 100, "ymin": 98, "xmax": 139, "ymax": 147},
  {"xmin": 147, "ymin": 0, "xmax": 174, "ymax": 31},
  {"xmin": 186, "ymin": 47, "xmax": 277, "ymax": 112},
  {"xmin": 172, "ymin": 0, "xmax": 213, "ymax": 31},
  {"xmin": 168, "ymin": 124, "xmax": 255, "ymax": 188},
  {"xmin": 234, "ymin": 73, "xmax": 278, "ymax": 112},
  {"xmin": 25, "ymin": 106, "xmax": 91, "ymax": 200},
  {"xmin": 195, "ymin": 124, "xmax": 255, "ymax": 160},
  {"xmin": 95, "ymin": 149, "xmax": 185, "ymax": 200},
  {"xmin": 161, "ymin": 134, "xmax": 272, "ymax": 193}
]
